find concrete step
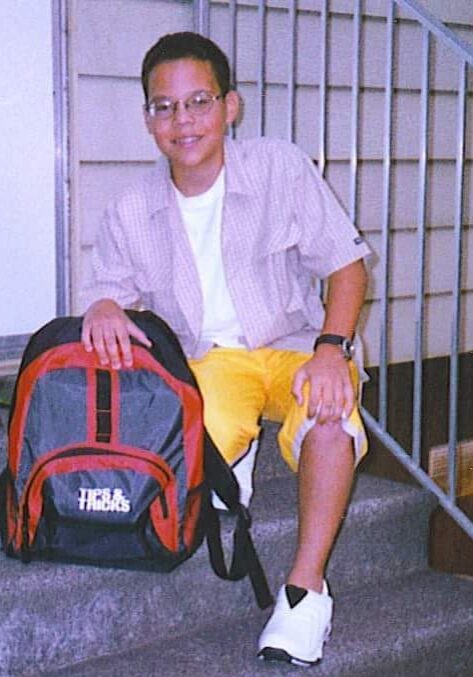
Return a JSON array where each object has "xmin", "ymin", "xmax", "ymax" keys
[
  {"xmin": 0, "ymin": 474, "xmax": 436, "ymax": 676},
  {"xmin": 47, "ymin": 570, "xmax": 473, "ymax": 677}
]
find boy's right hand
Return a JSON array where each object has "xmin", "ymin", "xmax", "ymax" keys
[{"xmin": 81, "ymin": 299, "xmax": 152, "ymax": 369}]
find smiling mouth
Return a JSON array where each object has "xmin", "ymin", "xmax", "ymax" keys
[{"xmin": 173, "ymin": 136, "xmax": 201, "ymax": 146}]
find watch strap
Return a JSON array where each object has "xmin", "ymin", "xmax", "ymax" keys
[{"xmin": 313, "ymin": 333, "xmax": 354, "ymax": 360}]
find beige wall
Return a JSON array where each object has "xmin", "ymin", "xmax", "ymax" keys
[{"xmin": 70, "ymin": 0, "xmax": 473, "ymax": 365}]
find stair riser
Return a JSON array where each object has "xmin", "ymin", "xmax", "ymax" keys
[{"xmin": 45, "ymin": 571, "xmax": 473, "ymax": 677}]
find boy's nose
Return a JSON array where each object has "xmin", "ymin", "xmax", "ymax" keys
[{"xmin": 173, "ymin": 101, "xmax": 194, "ymax": 123}]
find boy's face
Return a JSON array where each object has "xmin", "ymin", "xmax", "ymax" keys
[{"xmin": 144, "ymin": 58, "xmax": 239, "ymax": 186}]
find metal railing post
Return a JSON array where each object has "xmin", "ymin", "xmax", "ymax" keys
[
  {"xmin": 52, "ymin": 0, "xmax": 70, "ymax": 317},
  {"xmin": 287, "ymin": 0, "xmax": 297, "ymax": 142},
  {"xmin": 379, "ymin": 1, "xmax": 395, "ymax": 431},
  {"xmin": 349, "ymin": 0, "xmax": 362, "ymax": 225},
  {"xmin": 412, "ymin": 28, "xmax": 430, "ymax": 468},
  {"xmin": 257, "ymin": 0, "xmax": 267, "ymax": 137},
  {"xmin": 448, "ymin": 60, "xmax": 468, "ymax": 502},
  {"xmin": 194, "ymin": 0, "xmax": 210, "ymax": 36},
  {"xmin": 228, "ymin": 0, "xmax": 238, "ymax": 139},
  {"xmin": 318, "ymin": 0, "xmax": 328, "ymax": 176}
]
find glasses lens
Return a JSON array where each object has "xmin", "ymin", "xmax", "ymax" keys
[
  {"xmin": 187, "ymin": 93, "xmax": 215, "ymax": 115},
  {"xmin": 148, "ymin": 100, "xmax": 173, "ymax": 119}
]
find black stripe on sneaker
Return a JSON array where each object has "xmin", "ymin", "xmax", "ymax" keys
[{"xmin": 285, "ymin": 584, "xmax": 308, "ymax": 608}]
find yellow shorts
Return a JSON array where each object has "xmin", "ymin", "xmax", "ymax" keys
[{"xmin": 189, "ymin": 347, "xmax": 368, "ymax": 472}]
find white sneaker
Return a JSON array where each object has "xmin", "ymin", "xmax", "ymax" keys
[{"xmin": 257, "ymin": 582, "xmax": 333, "ymax": 667}]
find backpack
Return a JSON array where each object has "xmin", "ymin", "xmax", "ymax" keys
[{"xmin": 0, "ymin": 310, "xmax": 272, "ymax": 609}]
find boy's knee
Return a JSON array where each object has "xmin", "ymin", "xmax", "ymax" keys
[{"xmin": 304, "ymin": 421, "xmax": 348, "ymax": 447}]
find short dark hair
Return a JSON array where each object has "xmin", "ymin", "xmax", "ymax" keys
[{"xmin": 141, "ymin": 32, "xmax": 232, "ymax": 102}]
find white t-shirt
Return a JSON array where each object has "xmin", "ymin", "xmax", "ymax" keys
[{"xmin": 174, "ymin": 170, "xmax": 245, "ymax": 347}]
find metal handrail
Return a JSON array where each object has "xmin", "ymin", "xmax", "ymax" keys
[
  {"xmin": 193, "ymin": 0, "xmax": 473, "ymax": 541},
  {"xmin": 361, "ymin": 409, "xmax": 473, "ymax": 538},
  {"xmin": 361, "ymin": 0, "xmax": 473, "ymax": 540},
  {"xmin": 395, "ymin": 0, "xmax": 473, "ymax": 66}
]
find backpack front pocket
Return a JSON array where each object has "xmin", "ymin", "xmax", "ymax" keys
[{"xmin": 16, "ymin": 446, "xmax": 179, "ymax": 562}]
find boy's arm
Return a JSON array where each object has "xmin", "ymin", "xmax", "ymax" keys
[
  {"xmin": 292, "ymin": 259, "xmax": 367, "ymax": 423},
  {"xmin": 81, "ymin": 197, "xmax": 153, "ymax": 368}
]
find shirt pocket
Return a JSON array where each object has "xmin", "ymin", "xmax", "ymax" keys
[
  {"xmin": 256, "ymin": 237, "xmax": 307, "ymax": 316},
  {"xmin": 256, "ymin": 217, "xmax": 299, "ymax": 260}
]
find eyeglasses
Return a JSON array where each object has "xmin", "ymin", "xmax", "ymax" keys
[{"xmin": 145, "ymin": 91, "xmax": 223, "ymax": 120}]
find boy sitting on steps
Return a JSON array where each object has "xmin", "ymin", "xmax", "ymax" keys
[{"xmin": 81, "ymin": 31, "xmax": 371, "ymax": 667}]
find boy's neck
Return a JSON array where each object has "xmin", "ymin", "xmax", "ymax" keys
[{"xmin": 171, "ymin": 161, "xmax": 223, "ymax": 197}]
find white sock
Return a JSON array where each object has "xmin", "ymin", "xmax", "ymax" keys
[{"xmin": 212, "ymin": 438, "xmax": 259, "ymax": 510}]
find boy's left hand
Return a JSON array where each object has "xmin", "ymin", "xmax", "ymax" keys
[{"xmin": 292, "ymin": 344, "xmax": 355, "ymax": 424}]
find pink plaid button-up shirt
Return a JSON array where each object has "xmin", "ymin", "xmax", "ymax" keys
[{"xmin": 83, "ymin": 137, "xmax": 371, "ymax": 358}]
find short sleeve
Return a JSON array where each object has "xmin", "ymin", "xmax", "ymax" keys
[{"xmin": 294, "ymin": 153, "xmax": 371, "ymax": 279}]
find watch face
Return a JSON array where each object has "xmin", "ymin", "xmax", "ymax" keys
[{"xmin": 341, "ymin": 338, "xmax": 354, "ymax": 360}]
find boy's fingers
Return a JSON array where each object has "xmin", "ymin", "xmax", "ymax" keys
[
  {"xmin": 127, "ymin": 321, "xmax": 152, "ymax": 348},
  {"xmin": 343, "ymin": 378, "xmax": 356, "ymax": 417},
  {"xmin": 90, "ymin": 328, "xmax": 111, "ymax": 366},
  {"xmin": 81, "ymin": 323, "xmax": 93, "ymax": 352},
  {"xmin": 115, "ymin": 327, "xmax": 133, "ymax": 368},
  {"xmin": 291, "ymin": 369, "xmax": 306, "ymax": 406},
  {"xmin": 103, "ymin": 330, "xmax": 122, "ymax": 369},
  {"xmin": 119, "ymin": 321, "xmax": 152, "ymax": 367}
]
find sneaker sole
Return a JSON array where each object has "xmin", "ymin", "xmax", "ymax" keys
[
  {"xmin": 257, "ymin": 624, "xmax": 331, "ymax": 668},
  {"xmin": 258, "ymin": 647, "xmax": 316, "ymax": 668}
]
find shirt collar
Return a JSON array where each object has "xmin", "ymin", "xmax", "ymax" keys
[
  {"xmin": 146, "ymin": 136, "xmax": 256, "ymax": 216},
  {"xmin": 223, "ymin": 137, "xmax": 258, "ymax": 196},
  {"xmin": 146, "ymin": 157, "xmax": 174, "ymax": 215}
]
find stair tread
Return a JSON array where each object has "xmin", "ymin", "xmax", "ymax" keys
[
  {"xmin": 0, "ymin": 473, "xmax": 432, "ymax": 589},
  {"xmin": 47, "ymin": 570, "xmax": 473, "ymax": 677},
  {"xmin": 251, "ymin": 469, "xmax": 432, "ymax": 521}
]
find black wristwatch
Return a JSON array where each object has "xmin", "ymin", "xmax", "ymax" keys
[{"xmin": 313, "ymin": 334, "xmax": 354, "ymax": 361}]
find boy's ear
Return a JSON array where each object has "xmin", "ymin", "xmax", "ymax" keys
[{"xmin": 224, "ymin": 90, "xmax": 240, "ymax": 126}]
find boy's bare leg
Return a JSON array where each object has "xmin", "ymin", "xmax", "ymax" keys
[{"xmin": 287, "ymin": 422, "xmax": 355, "ymax": 593}]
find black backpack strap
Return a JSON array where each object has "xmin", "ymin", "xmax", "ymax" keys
[
  {"xmin": 204, "ymin": 433, "xmax": 273, "ymax": 610},
  {"xmin": 0, "ymin": 467, "xmax": 9, "ymax": 550},
  {"xmin": 206, "ymin": 504, "xmax": 273, "ymax": 610}
]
